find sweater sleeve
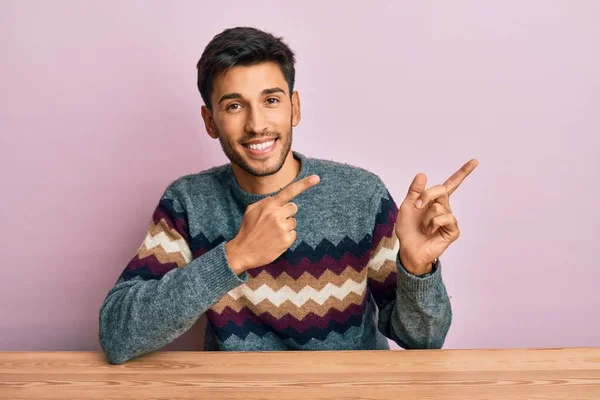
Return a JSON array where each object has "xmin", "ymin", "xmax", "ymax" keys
[
  {"xmin": 366, "ymin": 180, "xmax": 452, "ymax": 349},
  {"xmin": 99, "ymin": 184, "xmax": 247, "ymax": 364}
]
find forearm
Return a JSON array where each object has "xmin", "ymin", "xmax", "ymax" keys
[
  {"xmin": 386, "ymin": 257, "xmax": 452, "ymax": 349},
  {"xmin": 99, "ymin": 242, "xmax": 246, "ymax": 364}
]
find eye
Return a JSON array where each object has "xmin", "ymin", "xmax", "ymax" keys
[
  {"xmin": 265, "ymin": 97, "xmax": 280, "ymax": 105},
  {"xmin": 226, "ymin": 103, "xmax": 242, "ymax": 111}
]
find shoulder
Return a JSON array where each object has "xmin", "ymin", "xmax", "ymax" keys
[
  {"xmin": 161, "ymin": 164, "xmax": 230, "ymax": 203},
  {"xmin": 307, "ymin": 156, "xmax": 388, "ymax": 199}
]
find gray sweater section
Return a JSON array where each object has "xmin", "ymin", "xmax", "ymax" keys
[{"xmin": 99, "ymin": 151, "xmax": 452, "ymax": 364}]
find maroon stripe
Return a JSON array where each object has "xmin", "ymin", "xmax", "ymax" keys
[
  {"xmin": 152, "ymin": 207, "xmax": 189, "ymax": 242},
  {"xmin": 373, "ymin": 207, "xmax": 396, "ymax": 249},
  {"xmin": 368, "ymin": 272, "xmax": 397, "ymax": 293},
  {"xmin": 152, "ymin": 207, "xmax": 175, "ymax": 228},
  {"xmin": 193, "ymin": 247, "xmax": 208, "ymax": 258},
  {"xmin": 126, "ymin": 253, "xmax": 179, "ymax": 276},
  {"xmin": 248, "ymin": 252, "xmax": 372, "ymax": 280},
  {"xmin": 207, "ymin": 306, "xmax": 265, "ymax": 330},
  {"xmin": 207, "ymin": 301, "xmax": 366, "ymax": 333}
]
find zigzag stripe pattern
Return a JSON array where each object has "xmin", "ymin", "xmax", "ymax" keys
[
  {"xmin": 205, "ymin": 194, "xmax": 401, "ymax": 345},
  {"xmin": 372, "ymin": 194, "xmax": 397, "ymax": 250},
  {"xmin": 119, "ymin": 201, "xmax": 191, "ymax": 281},
  {"xmin": 189, "ymin": 233, "xmax": 374, "ymax": 277},
  {"xmin": 191, "ymin": 233, "xmax": 227, "ymax": 258},
  {"xmin": 119, "ymin": 256, "xmax": 180, "ymax": 281},
  {"xmin": 282, "ymin": 236, "xmax": 373, "ymax": 264},
  {"xmin": 119, "ymin": 186, "xmax": 403, "ymax": 347},
  {"xmin": 213, "ymin": 310, "xmax": 366, "ymax": 345},
  {"xmin": 154, "ymin": 198, "xmax": 189, "ymax": 242},
  {"xmin": 366, "ymin": 192, "xmax": 400, "ymax": 307},
  {"xmin": 209, "ymin": 291, "xmax": 366, "ymax": 320},
  {"xmin": 141, "ymin": 231, "xmax": 191, "ymax": 264},
  {"xmin": 225, "ymin": 278, "xmax": 367, "ymax": 308},
  {"xmin": 245, "ymin": 267, "xmax": 377, "ymax": 291},
  {"xmin": 208, "ymin": 301, "xmax": 366, "ymax": 334},
  {"xmin": 251, "ymin": 252, "xmax": 371, "ymax": 280},
  {"xmin": 218, "ymin": 324, "xmax": 371, "ymax": 350},
  {"xmin": 366, "ymin": 235, "xmax": 400, "ymax": 272}
]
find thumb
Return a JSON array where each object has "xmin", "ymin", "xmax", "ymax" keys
[{"xmin": 405, "ymin": 173, "xmax": 427, "ymax": 201}]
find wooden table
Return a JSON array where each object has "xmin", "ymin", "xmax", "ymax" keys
[{"xmin": 1, "ymin": 347, "xmax": 599, "ymax": 399}]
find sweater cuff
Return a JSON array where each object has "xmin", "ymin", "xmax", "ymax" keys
[
  {"xmin": 397, "ymin": 254, "xmax": 444, "ymax": 297},
  {"xmin": 189, "ymin": 241, "xmax": 248, "ymax": 299}
]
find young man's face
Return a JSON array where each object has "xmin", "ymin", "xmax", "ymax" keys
[{"xmin": 202, "ymin": 61, "xmax": 300, "ymax": 177}]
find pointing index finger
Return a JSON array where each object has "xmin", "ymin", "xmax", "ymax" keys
[
  {"xmin": 443, "ymin": 159, "xmax": 479, "ymax": 195},
  {"xmin": 274, "ymin": 175, "xmax": 320, "ymax": 205}
]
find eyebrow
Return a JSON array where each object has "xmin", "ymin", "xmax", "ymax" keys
[{"xmin": 218, "ymin": 87, "xmax": 286, "ymax": 104}]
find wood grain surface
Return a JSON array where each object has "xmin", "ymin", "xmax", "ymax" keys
[{"xmin": 1, "ymin": 347, "xmax": 599, "ymax": 399}]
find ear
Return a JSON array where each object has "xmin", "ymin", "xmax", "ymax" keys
[
  {"xmin": 201, "ymin": 105, "xmax": 219, "ymax": 139},
  {"xmin": 291, "ymin": 91, "xmax": 301, "ymax": 127}
]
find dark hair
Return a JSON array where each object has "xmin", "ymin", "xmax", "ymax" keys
[{"xmin": 196, "ymin": 27, "xmax": 296, "ymax": 109}]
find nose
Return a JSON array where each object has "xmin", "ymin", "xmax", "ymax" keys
[{"xmin": 244, "ymin": 106, "xmax": 268, "ymax": 134}]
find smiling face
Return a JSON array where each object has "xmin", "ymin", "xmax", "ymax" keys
[{"xmin": 201, "ymin": 61, "xmax": 301, "ymax": 177}]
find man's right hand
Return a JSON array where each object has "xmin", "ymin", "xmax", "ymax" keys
[{"xmin": 225, "ymin": 175, "xmax": 321, "ymax": 275}]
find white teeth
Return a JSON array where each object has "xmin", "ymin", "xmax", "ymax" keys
[{"xmin": 248, "ymin": 140, "xmax": 274, "ymax": 151}]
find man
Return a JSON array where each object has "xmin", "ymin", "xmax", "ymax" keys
[{"xmin": 99, "ymin": 26, "xmax": 478, "ymax": 365}]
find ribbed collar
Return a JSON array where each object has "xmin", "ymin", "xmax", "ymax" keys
[{"xmin": 226, "ymin": 151, "xmax": 311, "ymax": 206}]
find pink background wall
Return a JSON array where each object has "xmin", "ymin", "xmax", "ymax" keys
[{"xmin": 1, "ymin": 1, "xmax": 598, "ymax": 351}]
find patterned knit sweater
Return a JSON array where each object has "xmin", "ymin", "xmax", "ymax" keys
[{"xmin": 99, "ymin": 151, "xmax": 452, "ymax": 364}]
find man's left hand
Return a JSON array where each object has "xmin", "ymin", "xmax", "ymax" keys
[{"xmin": 395, "ymin": 159, "xmax": 479, "ymax": 276}]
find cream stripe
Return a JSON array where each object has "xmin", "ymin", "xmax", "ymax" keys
[
  {"xmin": 226, "ymin": 278, "xmax": 368, "ymax": 307},
  {"xmin": 366, "ymin": 237, "xmax": 399, "ymax": 271},
  {"xmin": 142, "ymin": 231, "xmax": 192, "ymax": 263},
  {"xmin": 247, "ymin": 268, "xmax": 367, "ymax": 291},
  {"xmin": 210, "ymin": 292, "xmax": 366, "ymax": 319}
]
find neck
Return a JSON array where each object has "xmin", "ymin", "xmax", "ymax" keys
[{"xmin": 231, "ymin": 151, "xmax": 301, "ymax": 195}]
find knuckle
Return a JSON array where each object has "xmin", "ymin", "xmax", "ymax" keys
[
  {"xmin": 280, "ymin": 188, "xmax": 291, "ymax": 199},
  {"xmin": 284, "ymin": 232, "xmax": 294, "ymax": 245},
  {"xmin": 276, "ymin": 221, "xmax": 286, "ymax": 232},
  {"xmin": 254, "ymin": 202, "xmax": 267, "ymax": 212}
]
